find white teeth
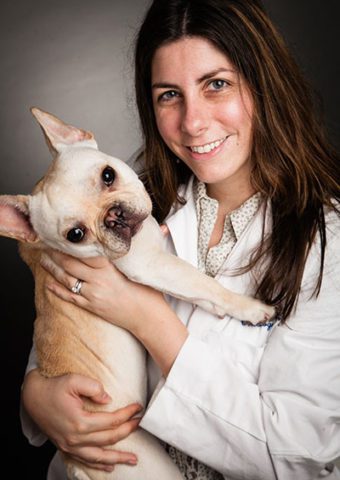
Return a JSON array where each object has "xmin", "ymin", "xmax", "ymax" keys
[{"xmin": 190, "ymin": 138, "xmax": 225, "ymax": 154}]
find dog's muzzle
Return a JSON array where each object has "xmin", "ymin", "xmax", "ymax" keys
[{"xmin": 104, "ymin": 204, "xmax": 147, "ymax": 241}]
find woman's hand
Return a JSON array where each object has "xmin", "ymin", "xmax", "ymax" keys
[
  {"xmin": 22, "ymin": 369, "xmax": 142, "ymax": 472},
  {"xmin": 41, "ymin": 235, "xmax": 189, "ymax": 377},
  {"xmin": 41, "ymin": 250, "xmax": 165, "ymax": 334}
]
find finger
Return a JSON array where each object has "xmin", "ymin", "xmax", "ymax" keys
[
  {"xmin": 80, "ymin": 256, "xmax": 112, "ymax": 269},
  {"xmin": 46, "ymin": 279, "xmax": 89, "ymax": 305},
  {"xmin": 46, "ymin": 250, "xmax": 95, "ymax": 282},
  {"xmin": 109, "ymin": 403, "xmax": 144, "ymax": 426},
  {"xmin": 67, "ymin": 375, "xmax": 112, "ymax": 405},
  {"xmin": 41, "ymin": 253, "xmax": 80, "ymax": 292},
  {"xmin": 71, "ymin": 446, "xmax": 138, "ymax": 469},
  {"xmin": 73, "ymin": 460, "xmax": 115, "ymax": 473},
  {"xmin": 48, "ymin": 250, "xmax": 112, "ymax": 275},
  {"xmin": 82, "ymin": 403, "xmax": 143, "ymax": 433},
  {"xmin": 73, "ymin": 417, "xmax": 141, "ymax": 447}
]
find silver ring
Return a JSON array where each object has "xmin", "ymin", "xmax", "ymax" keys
[{"xmin": 71, "ymin": 279, "xmax": 83, "ymax": 295}]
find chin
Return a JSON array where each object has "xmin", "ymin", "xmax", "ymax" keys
[{"xmin": 192, "ymin": 168, "xmax": 230, "ymax": 185}]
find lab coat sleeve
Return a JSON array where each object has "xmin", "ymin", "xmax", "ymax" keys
[
  {"xmin": 20, "ymin": 344, "xmax": 48, "ymax": 446},
  {"xmin": 258, "ymin": 222, "xmax": 340, "ymax": 478},
  {"xmin": 140, "ymin": 215, "xmax": 340, "ymax": 479}
]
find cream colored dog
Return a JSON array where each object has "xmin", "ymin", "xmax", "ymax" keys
[{"xmin": 0, "ymin": 108, "xmax": 274, "ymax": 480}]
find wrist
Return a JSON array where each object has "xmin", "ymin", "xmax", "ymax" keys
[{"xmin": 134, "ymin": 297, "xmax": 188, "ymax": 377}]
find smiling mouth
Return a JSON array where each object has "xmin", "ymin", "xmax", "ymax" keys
[{"xmin": 187, "ymin": 137, "xmax": 227, "ymax": 154}]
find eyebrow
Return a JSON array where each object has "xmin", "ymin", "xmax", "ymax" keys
[{"xmin": 152, "ymin": 68, "xmax": 235, "ymax": 89}]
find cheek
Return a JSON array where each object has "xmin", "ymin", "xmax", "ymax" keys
[
  {"xmin": 222, "ymin": 98, "xmax": 252, "ymax": 131},
  {"xmin": 154, "ymin": 107, "xmax": 179, "ymax": 144}
]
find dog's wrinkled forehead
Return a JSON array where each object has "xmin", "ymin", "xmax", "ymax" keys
[{"xmin": 49, "ymin": 147, "xmax": 139, "ymax": 190}]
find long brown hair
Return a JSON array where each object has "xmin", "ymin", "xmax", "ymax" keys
[{"xmin": 134, "ymin": 0, "xmax": 340, "ymax": 320}]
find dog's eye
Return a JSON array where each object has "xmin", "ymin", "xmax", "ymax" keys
[
  {"xmin": 66, "ymin": 227, "xmax": 86, "ymax": 243},
  {"xmin": 102, "ymin": 166, "xmax": 115, "ymax": 186}
]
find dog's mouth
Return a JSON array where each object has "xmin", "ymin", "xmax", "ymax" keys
[{"xmin": 104, "ymin": 204, "xmax": 147, "ymax": 241}]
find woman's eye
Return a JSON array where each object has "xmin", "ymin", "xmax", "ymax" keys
[
  {"xmin": 159, "ymin": 90, "xmax": 179, "ymax": 102},
  {"xmin": 209, "ymin": 79, "xmax": 228, "ymax": 90},
  {"xmin": 102, "ymin": 166, "xmax": 115, "ymax": 186}
]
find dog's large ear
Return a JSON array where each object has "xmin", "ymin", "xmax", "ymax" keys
[
  {"xmin": 0, "ymin": 195, "xmax": 38, "ymax": 243},
  {"xmin": 30, "ymin": 107, "xmax": 98, "ymax": 155}
]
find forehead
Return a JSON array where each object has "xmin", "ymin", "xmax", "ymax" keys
[{"xmin": 151, "ymin": 36, "xmax": 235, "ymax": 81}]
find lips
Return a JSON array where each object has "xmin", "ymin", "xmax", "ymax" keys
[{"xmin": 188, "ymin": 137, "xmax": 226, "ymax": 154}]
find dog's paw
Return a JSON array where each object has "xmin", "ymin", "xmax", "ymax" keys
[{"xmin": 238, "ymin": 298, "xmax": 276, "ymax": 325}]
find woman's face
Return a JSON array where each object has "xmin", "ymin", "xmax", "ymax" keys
[{"xmin": 151, "ymin": 36, "xmax": 254, "ymax": 196}]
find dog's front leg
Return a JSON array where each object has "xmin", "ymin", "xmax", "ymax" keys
[{"xmin": 115, "ymin": 249, "xmax": 274, "ymax": 325}]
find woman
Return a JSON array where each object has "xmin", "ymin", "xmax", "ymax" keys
[{"xmin": 21, "ymin": 0, "xmax": 340, "ymax": 479}]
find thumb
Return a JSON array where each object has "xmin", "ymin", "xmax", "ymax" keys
[
  {"xmin": 82, "ymin": 255, "xmax": 110, "ymax": 269},
  {"xmin": 69, "ymin": 374, "xmax": 112, "ymax": 404}
]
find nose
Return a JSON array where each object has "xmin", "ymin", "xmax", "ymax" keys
[
  {"xmin": 104, "ymin": 203, "xmax": 148, "ymax": 239},
  {"xmin": 181, "ymin": 96, "xmax": 209, "ymax": 137}
]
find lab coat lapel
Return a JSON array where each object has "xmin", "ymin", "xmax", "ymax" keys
[
  {"xmin": 217, "ymin": 200, "xmax": 272, "ymax": 275},
  {"xmin": 165, "ymin": 177, "xmax": 198, "ymax": 267}
]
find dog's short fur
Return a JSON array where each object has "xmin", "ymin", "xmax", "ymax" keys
[{"xmin": 0, "ymin": 108, "xmax": 274, "ymax": 479}]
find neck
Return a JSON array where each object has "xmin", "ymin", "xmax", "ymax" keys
[{"xmin": 206, "ymin": 179, "xmax": 255, "ymax": 214}]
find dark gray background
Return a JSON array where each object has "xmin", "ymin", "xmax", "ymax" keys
[{"xmin": 1, "ymin": 1, "xmax": 338, "ymax": 478}]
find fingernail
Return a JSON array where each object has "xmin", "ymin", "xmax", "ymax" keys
[
  {"xmin": 128, "ymin": 457, "xmax": 138, "ymax": 465},
  {"xmin": 102, "ymin": 392, "xmax": 112, "ymax": 401}
]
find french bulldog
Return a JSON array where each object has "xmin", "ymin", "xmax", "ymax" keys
[{"xmin": 0, "ymin": 108, "xmax": 274, "ymax": 479}]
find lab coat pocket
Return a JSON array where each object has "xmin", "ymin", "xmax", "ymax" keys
[{"xmin": 204, "ymin": 328, "xmax": 266, "ymax": 383}]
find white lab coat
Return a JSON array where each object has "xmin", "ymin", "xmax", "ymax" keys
[
  {"xmin": 22, "ymin": 178, "xmax": 340, "ymax": 479},
  {"xmin": 140, "ymin": 178, "xmax": 340, "ymax": 479}
]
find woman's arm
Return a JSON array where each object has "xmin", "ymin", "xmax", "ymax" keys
[
  {"xmin": 22, "ymin": 251, "xmax": 188, "ymax": 472},
  {"xmin": 40, "ymin": 251, "xmax": 276, "ymax": 477},
  {"xmin": 42, "ymin": 252, "xmax": 189, "ymax": 377},
  {"xmin": 141, "ymin": 219, "xmax": 340, "ymax": 479}
]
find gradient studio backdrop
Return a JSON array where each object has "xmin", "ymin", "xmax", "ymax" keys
[{"xmin": 1, "ymin": 0, "xmax": 339, "ymax": 478}]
